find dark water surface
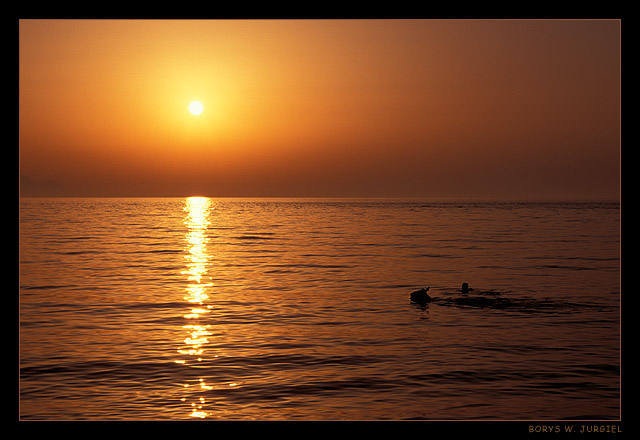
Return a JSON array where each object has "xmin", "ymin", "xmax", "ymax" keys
[{"xmin": 19, "ymin": 198, "xmax": 620, "ymax": 420}]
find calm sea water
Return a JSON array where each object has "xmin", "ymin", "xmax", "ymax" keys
[{"xmin": 19, "ymin": 198, "xmax": 620, "ymax": 420}]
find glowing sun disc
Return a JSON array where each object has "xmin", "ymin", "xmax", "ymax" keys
[{"xmin": 189, "ymin": 101, "xmax": 204, "ymax": 115}]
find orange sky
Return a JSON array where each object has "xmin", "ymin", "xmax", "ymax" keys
[{"xmin": 19, "ymin": 19, "xmax": 620, "ymax": 199}]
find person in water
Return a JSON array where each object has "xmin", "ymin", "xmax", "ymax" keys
[{"xmin": 461, "ymin": 282, "xmax": 473, "ymax": 293}]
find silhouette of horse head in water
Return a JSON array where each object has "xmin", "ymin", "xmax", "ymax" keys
[
  {"xmin": 411, "ymin": 283, "xmax": 474, "ymax": 306},
  {"xmin": 410, "ymin": 287, "xmax": 431, "ymax": 304}
]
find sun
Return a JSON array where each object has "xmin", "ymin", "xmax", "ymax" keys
[{"xmin": 189, "ymin": 101, "xmax": 204, "ymax": 115}]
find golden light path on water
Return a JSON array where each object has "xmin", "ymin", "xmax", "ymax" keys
[{"xmin": 177, "ymin": 197, "xmax": 214, "ymax": 418}]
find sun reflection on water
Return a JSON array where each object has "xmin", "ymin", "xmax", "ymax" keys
[
  {"xmin": 177, "ymin": 196, "xmax": 216, "ymax": 418},
  {"xmin": 182, "ymin": 196, "xmax": 212, "ymax": 304}
]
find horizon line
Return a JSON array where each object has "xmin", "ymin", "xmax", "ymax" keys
[{"xmin": 18, "ymin": 194, "xmax": 621, "ymax": 202}]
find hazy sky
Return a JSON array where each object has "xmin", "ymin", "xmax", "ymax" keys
[{"xmin": 19, "ymin": 19, "xmax": 620, "ymax": 199}]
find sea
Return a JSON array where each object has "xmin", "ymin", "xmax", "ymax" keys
[{"xmin": 18, "ymin": 197, "xmax": 621, "ymax": 421}]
